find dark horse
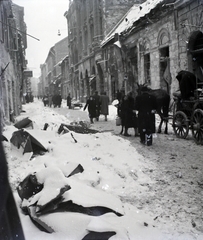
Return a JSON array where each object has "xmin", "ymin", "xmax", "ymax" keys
[{"xmin": 137, "ymin": 83, "xmax": 170, "ymax": 134}]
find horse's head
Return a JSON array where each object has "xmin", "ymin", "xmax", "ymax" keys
[{"xmin": 137, "ymin": 83, "xmax": 150, "ymax": 95}]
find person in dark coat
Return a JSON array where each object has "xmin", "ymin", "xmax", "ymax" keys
[
  {"xmin": 83, "ymin": 95, "xmax": 97, "ymax": 123},
  {"xmin": 176, "ymin": 70, "xmax": 197, "ymax": 100},
  {"xmin": 93, "ymin": 91, "xmax": 101, "ymax": 121},
  {"xmin": 100, "ymin": 92, "xmax": 109, "ymax": 121},
  {"xmin": 67, "ymin": 93, "xmax": 72, "ymax": 109},
  {"xmin": 135, "ymin": 89, "xmax": 157, "ymax": 145},
  {"xmin": 56, "ymin": 94, "xmax": 62, "ymax": 108},
  {"xmin": 120, "ymin": 92, "xmax": 138, "ymax": 136},
  {"xmin": 53, "ymin": 94, "xmax": 62, "ymax": 108},
  {"xmin": 116, "ymin": 89, "xmax": 125, "ymax": 116}
]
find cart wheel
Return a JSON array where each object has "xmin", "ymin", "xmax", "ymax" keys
[
  {"xmin": 173, "ymin": 111, "xmax": 189, "ymax": 139},
  {"xmin": 191, "ymin": 109, "xmax": 203, "ymax": 145}
]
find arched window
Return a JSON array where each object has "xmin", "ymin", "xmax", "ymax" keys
[
  {"xmin": 158, "ymin": 28, "xmax": 171, "ymax": 93},
  {"xmin": 157, "ymin": 28, "xmax": 170, "ymax": 46}
]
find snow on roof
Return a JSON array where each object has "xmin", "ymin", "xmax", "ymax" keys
[{"xmin": 101, "ymin": 0, "xmax": 164, "ymax": 46}]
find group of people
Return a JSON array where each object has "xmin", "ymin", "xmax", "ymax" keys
[
  {"xmin": 117, "ymin": 88, "xmax": 157, "ymax": 146},
  {"xmin": 42, "ymin": 89, "xmax": 156, "ymax": 146},
  {"xmin": 42, "ymin": 93, "xmax": 62, "ymax": 108},
  {"xmin": 83, "ymin": 91, "xmax": 110, "ymax": 124}
]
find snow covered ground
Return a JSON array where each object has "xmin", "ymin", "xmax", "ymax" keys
[{"xmin": 2, "ymin": 98, "xmax": 203, "ymax": 240}]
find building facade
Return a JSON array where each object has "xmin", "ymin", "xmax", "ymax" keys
[
  {"xmin": 0, "ymin": 1, "xmax": 27, "ymax": 127},
  {"xmin": 39, "ymin": 37, "xmax": 69, "ymax": 98},
  {"xmin": 101, "ymin": 0, "xmax": 203, "ymax": 99},
  {"xmin": 64, "ymin": 0, "xmax": 144, "ymax": 101},
  {"xmin": 42, "ymin": 0, "xmax": 203, "ymax": 103}
]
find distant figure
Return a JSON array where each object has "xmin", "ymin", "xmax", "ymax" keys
[
  {"xmin": 93, "ymin": 91, "xmax": 101, "ymax": 121},
  {"xmin": 42, "ymin": 95, "xmax": 49, "ymax": 106},
  {"xmin": 25, "ymin": 93, "xmax": 30, "ymax": 103},
  {"xmin": 29, "ymin": 93, "xmax": 34, "ymax": 102},
  {"xmin": 67, "ymin": 94, "xmax": 72, "ymax": 109},
  {"xmin": 100, "ymin": 92, "xmax": 109, "ymax": 121},
  {"xmin": 56, "ymin": 94, "xmax": 62, "ymax": 108},
  {"xmin": 83, "ymin": 95, "xmax": 97, "ymax": 124}
]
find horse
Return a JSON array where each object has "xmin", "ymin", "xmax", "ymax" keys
[{"xmin": 137, "ymin": 83, "xmax": 170, "ymax": 134}]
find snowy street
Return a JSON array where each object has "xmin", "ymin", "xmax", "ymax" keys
[{"xmin": 2, "ymin": 98, "xmax": 203, "ymax": 240}]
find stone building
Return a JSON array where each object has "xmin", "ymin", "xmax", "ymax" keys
[
  {"xmin": 101, "ymin": 0, "xmax": 203, "ymax": 98},
  {"xmin": 0, "ymin": 1, "xmax": 27, "ymax": 127},
  {"xmin": 175, "ymin": 0, "xmax": 203, "ymax": 84},
  {"xmin": 39, "ymin": 37, "xmax": 69, "ymax": 98},
  {"xmin": 64, "ymin": 0, "xmax": 145, "ymax": 101},
  {"xmin": 60, "ymin": 55, "xmax": 70, "ymax": 100}
]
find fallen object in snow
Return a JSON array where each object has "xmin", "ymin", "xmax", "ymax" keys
[
  {"xmin": 17, "ymin": 164, "xmax": 125, "ymax": 238},
  {"xmin": 10, "ymin": 129, "xmax": 47, "ymax": 158},
  {"xmin": 14, "ymin": 117, "xmax": 33, "ymax": 129},
  {"xmin": 72, "ymin": 100, "xmax": 83, "ymax": 109},
  {"xmin": 58, "ymin": 123, "xmax": 99, "ymax": 135}
]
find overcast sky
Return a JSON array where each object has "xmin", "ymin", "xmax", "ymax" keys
[{"xmin": 12, "ymin": 0, "xmax": 69, "ymax": 78}]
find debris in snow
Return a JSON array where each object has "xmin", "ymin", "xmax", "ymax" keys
[
  {"xmin": 42, "ymin": 123, "xmax": 49, "ymax": 131},
  {"xmin": 71, "ymin": 133, "xmax": 77, "ymax": 143},
  {"xmin": 17, "ymin": 165, "xmax": 125, "ymax": 238},
  {"xmin": 58, "ymin": 123, "xmax": 99, "ymax": 135},
  {"xmin": 10, "ymin": 129, "xmax": 47, "ymax": 160},
  {"xmin": 14, "ymin": 117, "xmax": 33, "ymax": 129},
  {"xmin": 1, "ymin": 134, "xmax": 8, "ymax": 141},
  {"xmin": 92, "ymin": 157, "xmax": 101, "ymax": 161}
]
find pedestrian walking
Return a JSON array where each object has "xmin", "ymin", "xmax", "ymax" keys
[
  {"xmin": 93, "ymin": 91, "xmax": 101, "ymax": 121},
  {"xmin": 83, "ymin": 95, "xmax": 97, "ymax": 124},
  {"xmin": 100, "ymin": 92, "xmax": 109, "ymax": 121},
  {"xmin": 67, "ymin": 93, "xmax": 72, "ymax": 109},
  {"xmin": 135, "ymin": 89, "xmax": 157, "ymax": 146}
]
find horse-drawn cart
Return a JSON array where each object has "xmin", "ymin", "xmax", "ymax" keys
[{"xmin": 172, "ymin": 71, "xmax": 203, "ymax": 145}]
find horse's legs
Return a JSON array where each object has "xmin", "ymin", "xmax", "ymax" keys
[
  {"xmin": 158, "ymin": 118, "xmax": 168, "ymax": 134},
  {"xmin": 164, "ymin": 120, "xmax": 168, "ymax": 134},
  {"xmin": 157, "ymin": 116, "xmax": 163, "ymax": 133},
  {"xmin": 120, "ymin": 125, "xmax": 124, "ymax": 134},
  {"xmin": 134, "ymin": 128, "xmax": 139, "ymax": 136}
]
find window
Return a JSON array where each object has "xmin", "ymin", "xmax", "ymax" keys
[{"xmin": 144, "ymin": 53, "xmax": 150, "ymax": 83}]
